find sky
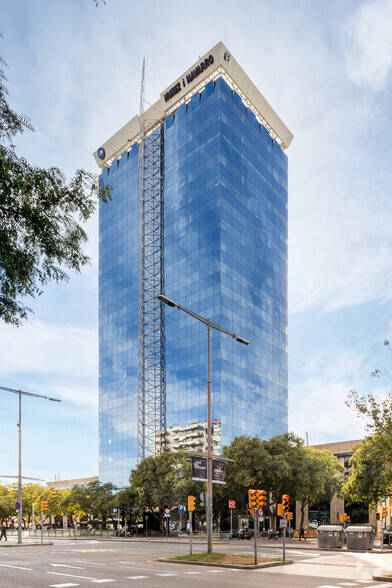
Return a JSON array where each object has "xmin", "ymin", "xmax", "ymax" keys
[{"xmin": 0, "ymin": 0, "xmax": 392, "ymax": 485}]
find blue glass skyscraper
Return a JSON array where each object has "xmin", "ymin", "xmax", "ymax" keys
[{"xmin": 96, "ymin": 42, "xmax": 293, "ymax": 486}]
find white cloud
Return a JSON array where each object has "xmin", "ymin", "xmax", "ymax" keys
[
  {"xmin": 345, "ymin": 0, "xmax": 392, "ymax": 91},
  {"xmin": 0, "ymin": 320, "xmax": 98, "ymax": 407}
]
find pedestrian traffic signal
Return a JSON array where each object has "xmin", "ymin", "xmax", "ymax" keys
[
  {"xmin": 382, "ymin": 506, "xmax": 388, "ymax": 519},
  {"xmin": 277, "ymin": 503, "xmax": 284, "ymax": 517},
  {"xmin": 256, "ymin": 490, "xmax": 267, "ymax": 507},
  {"xmin": 286, "ymin": 512, "xmax": 293, "ymax": 521},
  {"xmin": 41, "ymin": 501, "xmax": 48, "ymax": 511},
  {"xmin": 245, "ymin": 503, "xmax": 253, "ymax": 517},
  {"xmin": 248, "ymin": 489, "xmax": 257, "ymax": 509},
  {"xmin": 282, "ymin": 494, "xmax": 290, "ymax": 511},
  {"xmin": 376, "ymin": 512, "xmax": 380, "ymax": 521},
  {"xmin": 188, "ymin": 495, "xmax": 195, "ymax": 511}
]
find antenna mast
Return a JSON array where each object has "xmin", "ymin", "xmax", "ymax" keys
[{"xmin": 137, "ymin": 59, "xmax": 166, "ymax": 463}]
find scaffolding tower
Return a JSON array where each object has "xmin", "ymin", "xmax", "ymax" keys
[{"xmin": 137, "ymin": 60, "xmax": 166, "ymax": 462}]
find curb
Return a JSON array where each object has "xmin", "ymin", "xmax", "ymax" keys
[
  {"xmin": 373, "ymin": 577, "xmax": 392, "ymax": 582},
  {"xmin": 158, "ymin": 557, "xmax": 293, "ymax": 570},
  {"xmin": 0, "ymin": 542, "xmax": 53, "ymax": 548}
]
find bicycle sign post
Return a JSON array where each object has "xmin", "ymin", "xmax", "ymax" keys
[{"xmin": 178, "ymin": 505, "xmax": 185, "ymax": 538}]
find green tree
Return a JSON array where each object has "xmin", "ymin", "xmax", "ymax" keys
[
  {"xmin": 342, "ymin": 435, "xmax": 390, "ymax": 506},
  {"xmin": 61, "ymin": 481, "xmax": 117, "ymax": 522},
  {"xmin": 0, "ymin": 484, "xmax": 13, "ymax": 522},
  {"xmin": 129, "ymin": 452, "xmax": 203, "ymax": 532},
  {"xmin": 222, "ymin": 433, "xmax": 342, "ymax": 528},
  {"xmin": 0, "ymin": 41, "xmax": 110, "ymax": 325},
  {"xmin": 114, "ymin": 486, "xmax": 138, "ymax": 524},
  {"xmin": 295, "ymin": 447, "xmax": 343, "ymax": 527},
  {"xmin": 344, "ymin": 339, "xmax": 392, "ymax": 504}
]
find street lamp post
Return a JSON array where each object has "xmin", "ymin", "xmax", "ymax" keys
[
  {"xmin": 157, "ymin": 295, "xmax": 249, "ymax": 554},
  {"xmin": 0, "ymin": 386, "xmax": 61, "ymax": 544}
]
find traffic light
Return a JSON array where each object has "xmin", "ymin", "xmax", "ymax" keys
[
  {"xmin": 73, "ymin": 514, "xmax": 78, "ymax": 521},
  {"xmin": 382, "ymin": 506, "xmax": 388, "ymax": 518},
  {"xmin": 41, "ymin": 501, "xmax": 48, "ymax": 511},
  {"xmin": 248, "ymin": 489, "xmax": 257, "ymax": 509},
  {"xmin": 376, "ymin": 512, "xmax": 380, "ymax": 521},
  {"xmin": 282, "ymin": 494, "xmax": 290, "ymax": 511},
  {"xmin": 277, "ymin": 503, "xmax": 284, "ymax": 517},
  {"xmin": 245, "ymin": 503, "xmax": 253, "ymax": 517},
  {"xmin": 256, "ymin": 490, "xmax": 267, "ymax": 507},
  {"xmin": 286, "ymin": 512, "xmax": 293, "ymax": 521},
  {"xmin": 188, "ymin": 495, "xmax": 195, "ymax": 511}
]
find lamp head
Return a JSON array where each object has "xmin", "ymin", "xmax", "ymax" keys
[{"xmin": 157, "ymin": 295, "xmax": 176, "ymax": 307}]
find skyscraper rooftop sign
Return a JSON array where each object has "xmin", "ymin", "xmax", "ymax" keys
[
  {"xmin": 163, "ymin": 55, "xmax": 215, "ymax": 103},
  {"xmin": 94, "ymin": 41, "xmax": 293, "ymax": 169}
]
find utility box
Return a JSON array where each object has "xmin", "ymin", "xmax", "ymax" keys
[
  {"xmin": 317, "ymin": 525, "xmax": 344, "ymax": 549},
  {"xmin": 345, "ymin": 525, "xmax": 375, "ymax": 551}
]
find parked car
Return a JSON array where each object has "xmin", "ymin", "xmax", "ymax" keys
[{"xmin": 382, "ymin": 526, "xmax": 392, "ymax": 545}]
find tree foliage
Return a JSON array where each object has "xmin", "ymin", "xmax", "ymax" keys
[
  {"xmin": 0, "ymin": 42, "xmax": 110, "ymax": 325},
  {"xmin": 61, "ymin": 481, "xmax": 117, "ymax": 521},
  {"xmin": 342, "ymin": 435, "xmax": 391, "ymax": 506},
  {"xmin": 344, "ymin": 339, "xmax": 392, "ymax": 504},
  {"xmin": 129, "ymin": 452, "xmax": 203, "ymax": 531},
  {"xmin": 220, "ymin": 433, "xmax": 342, "ymax": 526}
]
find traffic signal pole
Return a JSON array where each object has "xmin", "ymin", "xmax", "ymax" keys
[
  {"xmin": 282, "ymin": 512, "xmax": 286, "ymax": 562},
  {"xmin": 253, "ymin": 508, "xmax": 258, "ymax": 565},
  {"xmin": 189, "ymin": 510, "xmax": 193, "ymax": 555}
]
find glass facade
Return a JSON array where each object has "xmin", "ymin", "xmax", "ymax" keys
[{"xmin": 99, "ymin": 76, "xmax": 288, "ymax": 486}]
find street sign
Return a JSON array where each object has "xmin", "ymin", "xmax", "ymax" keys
[
  {"xmin": 15, "ymin": 501, "xmax": 20, "ymax": 511},
  {"xmin": 228, "ymin": 500, "xmax": 236, "ymax": 510},
  {"xmin": 164, "ymin": 507, "xmax": 170, "ymax": 517},
  {"xmin": 111, "ymin": 508, "xmax": 119, "ymax": 514},
  {"xmin": 258, "ymin": 508, "xmax": 263, "ymax": 518},
  {"xmin": 145, "ymin": 515, "xmax": 148, "ymax": 520},
  {"xmin": 178, "ymin": 504, "xmax": 185, "ymax": 514},
  {"xmin": 280, "ymin": 519, "xmax": 288, "ymax": 528}
]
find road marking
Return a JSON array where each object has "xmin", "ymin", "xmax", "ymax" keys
[
  {"xmin": 157, "ymin": 573, "xmax": 178, "ymax": 576},
  {"xmin": 47, "ymin": 572, "xmax": 97, "ymax": 580},
  {"xmin": 207, "ymin": 570, "xmax": 225, "ymax": 572},
  {"xmin": 119, "ymin": 564, "xmax": 171, "ymax": 572},
  {"xmin": 74, "ymin": 560, "xmax": 106, "ymax": 566},
  {"xmin": 50, "ymin": 584, "xmax": 80, "ymax": 587},
  {"xmin": 184, "ymin": 571, "xmax": 202, "ymax": 574},
  {"xmin": 337, "ymin": 584, "xmax": 357, "ymax": 586},
  {"xmin": 90, "ymin": 581, "xmax": 116, "ymax": 584},
  {"xmin": 288, "ymin": 550, "xmax": 321, "ymax": 556},
  {"xmin": 126, "ymin": 576, "xmax": 149, "ymax": 580},
  {"xmin": 50, "ymin": 564, "xmax": 85, "ymax": 569},
  {"xmin": 0, "ymin": 564, "xmax": 34, "ymax": 571}
]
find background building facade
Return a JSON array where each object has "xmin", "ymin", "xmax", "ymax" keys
[{"xmin": 97, "ymin": 42, "xmax": 293, "ymax": 486}]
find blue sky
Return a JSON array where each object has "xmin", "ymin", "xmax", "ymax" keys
[{"xmin": 1, "ymin": 0, "xmax": 391, "ymax": 484}]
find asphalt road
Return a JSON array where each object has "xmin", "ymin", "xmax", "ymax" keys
[{"xmin": 1, "ymin": 538, "xmax": 392, "ymax": 587}]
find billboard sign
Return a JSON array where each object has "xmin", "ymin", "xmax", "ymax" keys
[
  {"xmin": 192, "ymin": 457, "xmax": 207, "ymax": 481},
  {"xmin": 212, "ymin": 460, "xmax": 226, "ymax": 484}
]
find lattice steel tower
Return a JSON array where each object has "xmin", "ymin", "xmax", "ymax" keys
[{"xmin": 137, "ymin": 60, "xmax": 166, "ymax": 462}]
